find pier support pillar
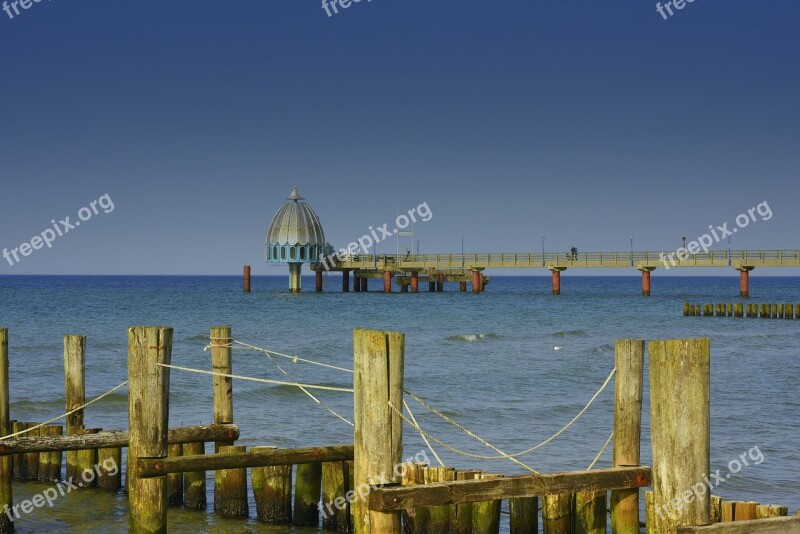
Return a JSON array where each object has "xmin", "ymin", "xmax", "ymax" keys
[
  {"xmin": 383, "ymin": 271, "xmax": 392, "ymax": 293},
  {"xmin": 639, "ymin": 267, "xmax": 655, "ymax": 297},
  {"xmin": 243, "ymin": 265, "xmax": 251, "ymax": 293},
  {"xmin": 411, "ymin": 271, "xmax": 419, "ymax": 293},
  {"xmin": 362, "ymin": 276, "xmax": 368, "ymax": 292},
  {"xmin": 289, "ymin": 263, "xmax": 302, "ymax": 293},
  {"xmin": 342, "ymin": 270, "xmax": 350, "ymax": 293},
  {"xmin": 401, "ymin": 284, "xmax": 408, "ymax": 293},
  {"xmin": 436, "ymin": 272, "xmax": 444, "ymax": 292},
  {"xmin": 471, "ymin": 270, "xmax": 482, "ymax": 294},
  {"xmin": 737, "ymin": 266, "xmax": 754, "ymax": 298},
  {"xmin": 549, "ymin": 267, "xmax": 566, "ymax": 295},
  {"xmin": 459, "ymin": 281, "xmax": 467, "ymax": 292},
  {"xmin": 315, "ymin": 271, "xmax": 323, "ymax": 293},
  {"xmin": 429, "ymin": 280, "xmax": 436, "ymax": 292}
]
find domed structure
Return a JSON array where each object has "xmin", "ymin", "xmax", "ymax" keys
[{"xmin": 265, "ymin": 187, "xmax": 326, "ymax": 292}]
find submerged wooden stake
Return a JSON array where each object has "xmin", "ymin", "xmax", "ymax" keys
[
  {"xmin": 576, "ymin": 490, "xmax": 606, "ymax": 534},
  {"xmin": 39, "ymin": 425, "xmax": 64, "ymax": 482},
  {"xmin": 97, "ymin": 445, "xmax": 122, "ymax": 489},
  {"xmin": 64, "ymin": 334, "xmax": 86, "ymax": 483},
  {"xmin": 648, "ymin": 338, "xmax": 710, "ymax": 534},
  {"xmin": 611, "ymin": 339, "xmax": 644, "ymax": 534},
  {"xmin": 509, "ymin": 495, "xmax": 538, "ymax": 534},
  {"xmin": 211, "ymin": 326, "xmax": 233, "ymax": 453},
  {"xmin": 322, "ymin": 460, "xmax": 351, "ymax": 531},
  {"xmin": 542, "ymin": 493, "xmax": 573, "ymax": 534},
  {"xmin": 166, "ymin": 443, "xmax": 183, "ymax": 506},
  {"xmin": 251, "ymin": 446, "xmax": 292, "ymax": 523},
  {"xmin": 473, "ymin": 473, "xmax": 503, "ymax": 534},
  {"xmin": 214, "ymin": 444, "xmax": 248, "ymax": 517},
  {"xmin": 182, "ymin": 442, "xmax": 206, "ymax": 510},
  {"xmin": 0, "ymin": 328, "xmax": 12, "ymax": 534},
  {"xmin": 293, "ymin": 462, "xmax": 323, "ymax": 526},
  {"xmin": 353, "ymin": 329, "xmax": 404, "ymax": 534},
  {"xmin": 127, "ymin": 326, "xmax": 172, "ymax": 534}
]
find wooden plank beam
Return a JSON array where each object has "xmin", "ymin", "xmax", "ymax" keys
[
  {"xmin": 368, "ymin": 466, "xmax": 650, "ymax": 511},
  {"xmin": 0, "ymin": 424, "xmax": 239, "ymax": 455},
  {"xmin": 137, "ymin": 444, "xmax": 354, "ymax": 478},
  {"xmin": 677, "ymin": 515, "xmax": 800, "ymax": 533}
]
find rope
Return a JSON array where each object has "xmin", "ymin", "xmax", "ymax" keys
[
  {"xmin": 402, "ymin": 399, "xmax": 444, "ymax": 467},
  {"xmin": 587, "ymin": 431, "xmax": 614, "ymax": 470},
  {"xmin": 404, "ymin": 366, "xmax": 616, "ymax": 459},
  {"xmin": 388, "ymin": 401, "xmax": 540, "ymax": 474},
  {"xmin": 159, "ymin": 363, "xmax": 354, "ymax": 393},
  {"xmin": 0, "ymin": 380, "xmax": 129, "ymax": 441},
  {"xmin": 205, "ymin": 337, "xmax": 353, "ymax": 374},
  {"xmin": 261, "ymin": 349, "xmax": 353, "ymax": 427}
]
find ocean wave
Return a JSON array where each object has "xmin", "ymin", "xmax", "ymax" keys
[
  {"xmin": 445, "ymin": 333, "xmax": 500, "ymax": 343},
  {"xmin": 552, "ymin": 329, "xmax": 588, "ymax": 337}
]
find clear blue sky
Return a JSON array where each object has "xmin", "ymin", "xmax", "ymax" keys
[{"xmin": 1, "ymin": 1, "xmax": 798, "ymax": 275}]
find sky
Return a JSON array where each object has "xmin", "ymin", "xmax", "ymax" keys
[{"xmin": 0, "ymin": 0, "xmax": 798, "ymax": 275}]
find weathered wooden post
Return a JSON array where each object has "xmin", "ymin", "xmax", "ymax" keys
[
  {"xmin": 214, "ymin": 444, "xmax": 248, "ymax": 517},
  {"xmin": 39, "ymin": 425, "xmax": 64, "ymax": 482},
  {"xmin": 251, "ymin": 447, "xmax": 292, "ymax": 523},
  {"xmin": 97, "ymin": 444, "xmax": 122, "ymax": 489},
  {"xmin": 473, "ymin": 473, "xmax": 502, "ymax": 534},
  {"xmin": 424, "ymin": 466, "xmax": 454, "ymax": 531},
  {"xmin": 64, "ymin": 334, "xmax": 86, "ymax": 483},
  {"xmin": 211, "ymin": 326, "xmax": 233, "ymax": 452},
  {"xmin": 0, "ymin": 328, "xmax": 13, "ymax": 534},
  {"xmin": 166, "ymin": 443, "xmax": 183, "ymax": 506},
  {"xmin": 293, "ymin": 462, "xmax": 323, "ymax": 526},
  {"xmin": 353, "ymin": 329, "xmax": 404, "ymax": 534},
  {"xmin": 576, "ymin": 491, "xmax": 606, "ymax": 534},
  {"xmin": 648, "ymin": 338, "xmax": 710, "ymax": 534},
  {"xmin": 542, "ymin": 493, "xmax": 573, "ymax": 533},
  {"xmin": 128, "ymin": 326, "xmax": 172, "ymax": 534},
  {"xmin": 322, "ymin": 460, "xmax": 351, "ymax": 530},
  {"xmin": 74, "ymin": 427, "xmax": 100, "ymax": 487},
  {"xmin": 182, "ymin": 442, "xmax": 206, "ymax": 509},
  {"xmin": 403, "ymin": 462, "xmax": 430, "ymax": 533},
  {"xmin": 509, "ymin": 495, "xmax": 538, "ymax": 533},
  {"xmin": 611, "ymin": 339, "xmax": 644, "ymax": 534}
]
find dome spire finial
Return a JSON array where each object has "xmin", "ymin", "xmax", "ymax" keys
[{"xmin": 289, "ymin": 186, "xmax": 304, "ymax": 201}]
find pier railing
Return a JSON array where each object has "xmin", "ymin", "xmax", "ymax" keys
[{"xmin": 323, "ymin": 249, "xmax": 800, "ymax": 270}]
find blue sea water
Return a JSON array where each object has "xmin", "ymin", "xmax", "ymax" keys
[{"xmin": 0, "ymin": 274, "xmax": 798, "ymax": 532}]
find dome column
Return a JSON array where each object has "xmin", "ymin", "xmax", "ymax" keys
[{"xmin": 289, "ymin": 263, "xmax": 302, "ymax": 293}]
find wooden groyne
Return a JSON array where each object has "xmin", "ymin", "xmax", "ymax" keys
[
  {"xmin": 0, "ymin": 326, "xmax": 796, "ymax": 533},
  {"xmin": 684, "ymin": 302, "xmax": 800, "ymax": 318}
]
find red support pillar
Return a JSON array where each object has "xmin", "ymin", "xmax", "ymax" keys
[
  {"xmin": 471, "ymin": 270, "xmax": 481, "ymax": 294},
  {"xmin": 640, "ymin": 268, "xmax": 653, "ymax": 297},
  {"xmin": 383, "ymin": 271, "xmax": 392, "ymax": 293},
  {"xmin": 315, "ymin": 270, "xmax": 323, "ymax": 293},
  {"xmin": 243, "ymin": 265, "xmax": 251, "ymax": 293},
  {"xmin": 436, "ymin": 272, "xmax": 444, "ymax": 292},
  {"xmin": 342, "ymin": 270, "xmax": 350, "ymax": 293},
  {"xmin": 459, "ymin": 281, "xmax": 467, "ymax": 292},
  {"xmin": 411, "ymin": 271, "xmax": 419, "ymax": 293},
  {"xmin": 738, "ymin": 267, "xmax": 753, "ymax": 298},
  {"xmin": 551, "ymin": 269, "xmax": 562, "ymax": 295}
]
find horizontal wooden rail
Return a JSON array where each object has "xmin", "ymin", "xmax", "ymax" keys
[
  {"xmin": 677, "ymin": 515, "xmax": 800, "ymax": 533},
  {"xmin": 0, "ymin": 424, "xmax": 238, "ymax": 455},
  {"xmin": 137, "ymin": 443, "xmax": 354, "ymax": 478},
  {"xmin": 368, "ymin": 466, "xmax": 650, "ymax": 511}
]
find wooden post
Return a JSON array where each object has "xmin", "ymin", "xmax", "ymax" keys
[
  {"xmin": 710, "ymin": 495, "xmax": 722, "ymax": 523},
  {"xmin": 404, "ymin": 462, "xmax": 430, "ymax": 533},
  {"xmin": 424, "ymin": 466, "xmax": 453, "ymax": 531},
  {"xmin": 97, "ymin": 445, "xmax": 122, "ymax": 489},
  {"xmin": 473, "ymin": 473, "xmax": 502, "ymax": 534},
  {"xmin": 21, "ymin": 424, "xmax": 40, "ymax": 481},
  {"xmin": 251, "ymin": 446, "xmax": 292, "ymax": 523},
  {"xmin": 353, "ymin": 329, "xmax": 403, "ymax": 534},
  {"xmin": 648, "ymin": 338, "xmax": 710, "ymax": 534},
  {"xmin": 214, "ymin": 444, "xmax": 248, "ymax": 517},
  {"xmin": 73, "ymin": 427, "xmax": 100, "ymax": 487},
  {"xmin": 0, "ymin": 328, "xmax": 12, "ymax": 534},
  {"xmin": 510, "ymin": 496, "xmax": 538, "ymax": 534},
  {"xmin": 211, "ymin": 326, "xmax": 233, "ymax": 453},
  {"xmin": 166, "ymin": 443, "xmax": 183, "ymax": 506},
  {"xmin": 294, "ymin": 462, "xmax": 323, "ymax": 526},
  {"xmin": 542, "ymin": 493, "xmax": 573, "ymax": 533},
  {"xmin": 322, "ymin": 460, "xmax": 351, "ymax": 531},
  {"xmin": 39, "ymin": 425, "xmax": 64, "ymax": 482},
  {"xmin": 645, "ymin": 491, "xmax": 654, "ymax": 533},
  {"xmin": 11, "ymin": 422, "xmax": 25, "ymax": 480},
  {"xmin": 64, "ymin": 334, "xmax": 86, "ymax": 483},
  {"xmin": 453, "ymin": 469, "xmax": 480, "ymax": 534},
  {"xmin": 576, "ymin": 491, "xmax": 607, "ymax": 534},
  {"xmin": 128, "ymin": 326, "xmax": 171, "ymax": 533},
  {"xmin": 611, "ymin": 339, "xmax": 644, "ymax": 534},
  {"xmin": 721, "ymin": 501, "xmax": 735, "ymax": 522},
  {"xmin": 757, "ymin": 504, "xmax": 788, "ymax": 518},
  {"xmin": 182, "ymin": 442, "xmax": 206, "ymax": 509},
  {"xmin": 243, "ymin": 265, "xmax": 251, "ymax": 292},
  {"xmin": 735, "ymin": 501, "xmax": 757, "ymax": 521}
]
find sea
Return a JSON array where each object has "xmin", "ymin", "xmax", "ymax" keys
[{"xmin": 0, "ymin": 274, "xmax": 797, "ymax": 533}]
